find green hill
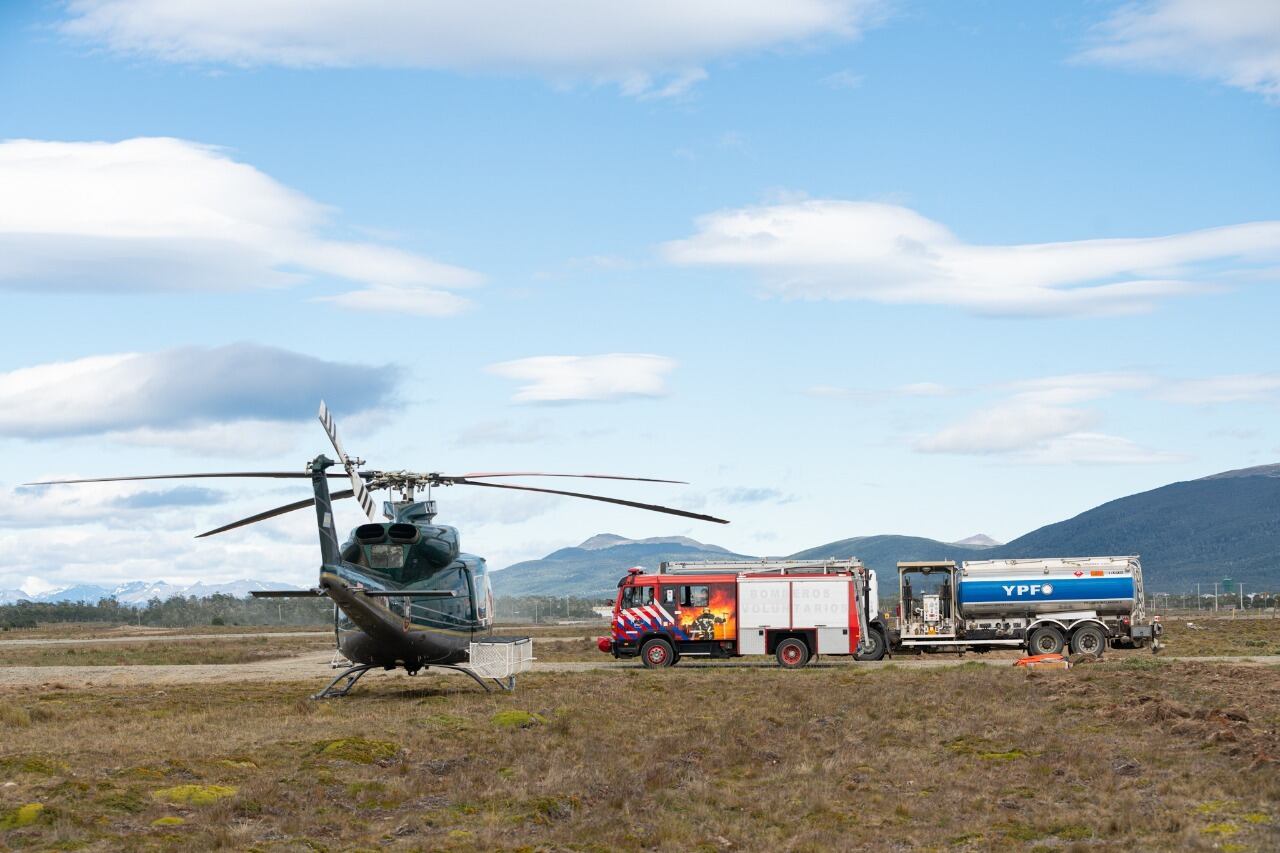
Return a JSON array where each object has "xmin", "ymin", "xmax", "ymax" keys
[
  {"xmin": 994, "ymin": 464, "xmax": 1280, "ymax": 590},
  {"xmin": 787, "ymin": 534, "xmax": 992, "ymax": 577},
  {"xmin": 492, "ymin": 464, "xmax": 1280, "ymax": 597},
  {"xmin": 490, "ymin": 535, "xmax": 754, "ymax": 599}
]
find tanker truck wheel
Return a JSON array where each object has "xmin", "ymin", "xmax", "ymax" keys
[
  {"xmin": 1069, "ymin": 624, "xmax": 1105, "ymax": 658},
  {"xmin": 640, "ymin": 638, "xmax": 675, "ymax": 668},
  {"xmin": 775, "ymin": 637, "xmax": 810, "ymax": 669},
  {"xmin": 1028, "ymin": 626, "xmax": 1065, "ymax": 656}
]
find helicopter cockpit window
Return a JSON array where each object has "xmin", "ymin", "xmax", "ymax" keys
[{"xmin": 368, "ymin": 544, "xmax": 405, "ymax": 570}]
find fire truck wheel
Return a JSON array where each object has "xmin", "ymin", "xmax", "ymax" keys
[
  {"xmin": 640, "ymin": 638, "xmax": 675, "ymax": 668},
  {"xmin": 855, "ymin": 629, "xmax": 887, "ymax": 662},
  {"xmin": 1069, "ymin": 624, "xmax": 1105, "ymax": 657},
  {"xmin": 1028, "ymin": 626, "xmax": 1065, "ymax": 656},
  {"xmin": 775, "ymin": 637, "xmax": 810, "ymax": 669}
]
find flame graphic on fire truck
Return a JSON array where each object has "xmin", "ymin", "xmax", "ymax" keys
[{"xmin": 613, "ymin": 582, "xmax": 735, "ymax": 643}]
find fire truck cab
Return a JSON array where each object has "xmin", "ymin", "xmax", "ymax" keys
[{"xmin": 602, "ymin": 560, "xmax": 876, "ymax": 669}]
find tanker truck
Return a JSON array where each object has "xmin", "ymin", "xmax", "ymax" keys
[{"xmin": 881, "ymin": 556, "xmax": 1161, "ymax": 657}]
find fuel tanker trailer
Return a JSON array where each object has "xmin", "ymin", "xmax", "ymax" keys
[{"xmin": 885, "ymin": 556, "xmax": 1162, "ymax": 657}]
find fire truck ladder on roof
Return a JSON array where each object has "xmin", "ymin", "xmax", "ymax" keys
[{"xmin": 658, "ymin": 558, "xmax": 865, "ymax": 575}]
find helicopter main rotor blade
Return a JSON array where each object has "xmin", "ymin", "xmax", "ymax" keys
[
  {"xmin": 446, "ymin": 472, "xmax": 687, "ymax": 484},
  {"xmin": 24, "ymin": 472, "xmax": 349, "ymax": 486},
  {"xmin": 451, "ymin": 479, "xmax": 729, "ymax": 524},
  {"xmin": 318, "ymin": 400, "xmax": 378, "ymax": 521},
  {"xmin": 196, "ymin": 489, "xmax": 355, "ymax": 538}
]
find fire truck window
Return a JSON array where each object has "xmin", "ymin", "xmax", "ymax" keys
[
  {"xmin": 624, "ymin": 585, "xmax": 654, "ymax": 607},
  {"xmin": 663, "ymin": 587, "xmax": 676, "ymax": 605},
  {"xmin": 682, "ymin": 585, "xmax": 709, "ymax": 607}
]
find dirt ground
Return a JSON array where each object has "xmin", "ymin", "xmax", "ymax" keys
[
  {"xmin": 1, "ymin": 618, "xmax": 1278, "ymax": 850},
  {"xmin": 1, "ymin": 658, "xmax": 1277, "ymax": 851}
]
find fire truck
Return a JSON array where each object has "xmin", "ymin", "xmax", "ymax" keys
[{"xmin": 599, "ymin": 559, "xmax": 877, "ymax": 668}]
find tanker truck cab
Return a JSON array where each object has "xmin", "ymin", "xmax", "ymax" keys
[
  {"xmin": 888, "ymin": 557, "xmax": 1163, "ymax": 657},
  {"xmin": 892, "ymin": 561, "xmax": 1024, "ymax": 652}
]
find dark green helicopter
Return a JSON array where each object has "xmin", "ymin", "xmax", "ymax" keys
[{"xmin": 30, "ymin": 403, "xmax": 728, "ymax": 697}]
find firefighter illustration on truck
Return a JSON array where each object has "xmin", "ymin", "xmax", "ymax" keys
[{"xmin": 686, "ymin": 608, "xmax": 727, "ymax": 641}]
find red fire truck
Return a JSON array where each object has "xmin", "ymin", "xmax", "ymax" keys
[{"xmin": 598, "ymin": 559, "xmax": 875, "ymax": 668}]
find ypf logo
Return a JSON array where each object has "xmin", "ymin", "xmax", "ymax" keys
[{"xmin": 1002, "ymin": 583, "xmax": 1053, "ymax": 597}]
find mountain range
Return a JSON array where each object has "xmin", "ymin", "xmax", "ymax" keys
[
  {"xmin": 0, "ymin": 579, "xmax": 294, "ymax": 606},
  {"xmin": 491, "ymin": 463, "xmax": 1280, "ymax": 597},
  {"xmin": 13, "ymin": 463, "xmax": 1277, "ymax": 603}
]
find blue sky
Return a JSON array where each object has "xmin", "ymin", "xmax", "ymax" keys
[{"xmin": 1, "ymin": 1, "xmax": 1277, "ymax": 592}]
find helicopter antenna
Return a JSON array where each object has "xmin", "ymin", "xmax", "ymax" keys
[{"xmin": 318, "ymin": 401, "xmax": 378, "ymax": 521}]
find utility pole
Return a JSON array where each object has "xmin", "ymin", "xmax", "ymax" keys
[
  {"xmin": 1197, "ymin": 583, "xmax": 1201, "ymax": 612},
  {"xmin": 1214, "ymin": 582, "xmax": 1219, "ymax": 612},
  {"xmin": 1239, "ymin": 583, "xmax": 1244, "ymax": 611}
]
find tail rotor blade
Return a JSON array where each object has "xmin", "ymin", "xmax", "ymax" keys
[
  {"xmin": 452, "ymin": 479, "xmax": 729, "ymax": 524},
  {"xmin": 318, "ymin": 400, "xmax": 378, "ymax": 521}
]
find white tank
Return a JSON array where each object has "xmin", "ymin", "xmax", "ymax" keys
[{"xmin": 957, "ymin": 556, "xmax": 1141, "ymax": 618}]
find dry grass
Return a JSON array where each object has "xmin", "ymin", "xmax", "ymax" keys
[
  {"xmin": 0, "ymin": 636, "xmax": 332, "ymax": 667},
  {"xmin": 0, "ymin": 623, "xmax": 330, "ymax": 641},
  {"xmin": 1159, "ymin": 616, "xmax": 1280, "ymax": 657},
  {"xmin": 0, "ymin": 659, "xmax": 1277, "ymax": 851}
]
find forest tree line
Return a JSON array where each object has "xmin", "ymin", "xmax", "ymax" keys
[{"xmin": 0, "ymin": 593, "xmax": 606, "ymax": 629}]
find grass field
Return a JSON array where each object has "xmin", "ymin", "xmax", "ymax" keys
[
  {"xmin": 0, "ymin": 623, "xmax": 332, "ymax": 640},
  {"xmin": 1, "ymin": 658, "xmax": 1277, "ymax": 851},
  {"xmin": 0, "ymin": 636, "xmax": 335, "ymax": 667}
]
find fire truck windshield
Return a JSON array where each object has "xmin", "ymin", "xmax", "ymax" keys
[{"xmin": 620, "ymin": 585, "xmax": 653, "ymax": 608}]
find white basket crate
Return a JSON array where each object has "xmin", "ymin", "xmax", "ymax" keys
[{"xmin": 467, "ymin": 638, "xmax": 535, "ymax": 679}]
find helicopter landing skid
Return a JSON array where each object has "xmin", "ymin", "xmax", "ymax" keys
[
  {"xmin": 423, "ymin": 664, "xmax": 517, "ymax": 693},
  {"xmin": 311, "ymin": 662, "xmax": 515, "ymax": 698},
  {"xmin": 312, "ymin": 663, "xmax": 377, "ymax": 699}
]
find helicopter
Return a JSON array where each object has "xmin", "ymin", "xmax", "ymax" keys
[{"xmin": 28, "ymin": 402, "xmax": 729, "ymax": 697}]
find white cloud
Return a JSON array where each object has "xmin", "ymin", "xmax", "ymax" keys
[
  {"xmin": 62, "ymin": 0, "xmax": 886, "ymax": 98},
  {"xmin": 0, "ymin": 137, "xmax": 480, "ymax": 313},
  {"xmin": 1157, "ymin": 373, "xmax": 1280, "ymax": 404},
  {"xmin": 316, "ymin": 286, "xmax": 471, "ymax": 317},
  {"xmin": 1016, "ymin": 433, "xmax": 1184, "ymax": 466},
  {"xmin": 714, "ymin": 486, "xmax": 796, "ymax": 505},
  {"xmin": 917, "ymin": 401, "xmax": 1098, "ymax": 455},
  {"xmin": 451, "ymin": 419, "xmax": 554, "ymax": 448},
  {"xmin": 0, "ymin": 344, "xmax": 395, "ymax": 449},
  {"xmin": 1079, "ymin": 0, "xmax": 1280, "ymax": 103},
  {"xmin": 1006, "ymin": 372, "xmax": 1155, "ymax": 405},
  {"xmin": 107, "ymin": 420, "xmax": 306, "ymax": 458},
  {"xmin": 663, "ymin": 200, "xmax": 1280, "ymax": 316},
  {"xmin": 487, "ymin": 354, "xmax": 676, "ymax": 403},
  {"xmin": 821, "ymin": 69, "xmax": 865, "ymax": 89},
  {"xmin": 805, "ymin": 381, "xmax": 954, "ymax": 400},
  {"xmin": 1, "ymin": 480, "xmax": 224, "ymax": 530},
  {"xmin": 915, "ymin": 372, "xmax": 1178, "ymax": 464}
]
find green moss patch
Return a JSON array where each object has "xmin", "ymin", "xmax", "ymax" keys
[
  {"xmin": 979, "ymin": 748, "xmax": 1027, "ymax": 761},
  {"xmin": 0, "ymin": 803, "xmax": 45, "ymax": 830},
  {"xmin": 151, "ymin": 816, "xmax": 186, "ymax": 827},
  {"xmin": 151, "ymin": 784, "xmax": 238, "ymax": 806},
  {"xmin": 946, "ymin": 737, "xmax": 1028, "ymax": 761},
  {"xmin": 0, "ymin": 755, "xmax": 69, "ymax": 775},
  {"xmin": 315, "ymin": 737, "xmax": 400, "ymax": 764},
  {"xmin": 491, "ymin": 710, "xmax": 546, "ymax": 729},
  {"xmin": 1202, "ymin": 822, "xmax": 1239, "ymax": 836}
]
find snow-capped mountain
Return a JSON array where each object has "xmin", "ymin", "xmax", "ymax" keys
[{"xmin": 7, "ymin": 579, "xmax": 296, "ymax": 605}]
